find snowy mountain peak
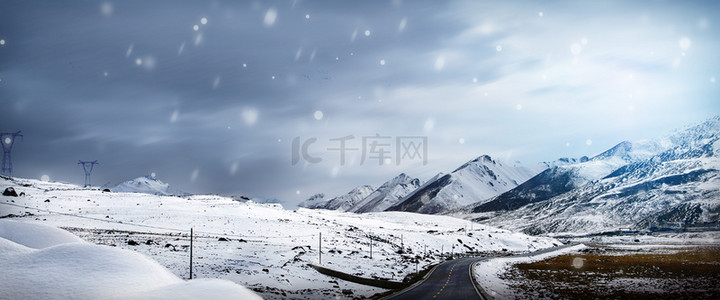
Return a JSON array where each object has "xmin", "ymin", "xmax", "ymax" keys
[
  {"xmin": 298, "ymin": 185, "xmax": 374, "ymax": 211},
  {"xmin": 388, "ymin": 156, "xmax": 542, "ymax": 214},
  {"xmin": 453, "ymin": 155, "xmax": 496, "ymax": 173},
  {"xmin": 111, "ymin": 176, "xmax": 175, "ymax": 196},
  {"xmin": 348, "ymin": 173, "xmax": 421, "ymax": 213}
]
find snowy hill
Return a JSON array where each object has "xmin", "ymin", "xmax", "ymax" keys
[
  {"xmin": 387, "ymin": 155, "xmax": 542, "ymax": 214},
  {"xmin": 111, "ymin": 175, "xmax": 184, "ymax": 196},
  {"xmin": 0, "ymin": 176, "xmax": 559, "ymax": 299},
  {"xmin": 0, "ymin": 220, "xmax": 261, "ymax": 300},
  {"xmin": 297, "ymin": 185, "xmax": 375, "ymax": 211},
  {"xmin": 464, "ymin": 116, "xmax": 720, "ymax": 235},
  {"xmin": 348, "ymin": 173, "xmax": 421, "ymax": 213}
]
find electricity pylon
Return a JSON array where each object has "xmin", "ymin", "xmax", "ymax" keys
[
  {"xmin": 1, "ymin": 131, "xmax": 23, "ymax": 177},
  {"xmin": 78, "ymin": 160, "xmax": 99, "ymax": 187}
]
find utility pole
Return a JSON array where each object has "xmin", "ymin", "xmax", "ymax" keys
[
  {"xmin": 78, "ymin": 160, "xmax": 99, "ymax": 187},
  {"xmin": 189, "ymin": 228, "xmax": 194, "ymax": 280},
  {"xmin": 0, "ymin": 131, "xmax": 22, "ymax": 177},
  {"xmin": 369, "ymin": 234, "xmax": 373, "ymax": 259},
  {"xmin": 319, "ymin": 232, "xmax": 322, "ymax": 265}
]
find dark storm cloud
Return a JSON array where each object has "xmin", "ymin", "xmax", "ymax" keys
[{"xmin": 1, "ymin": 0, "xmax": 718, "ymax": 206}]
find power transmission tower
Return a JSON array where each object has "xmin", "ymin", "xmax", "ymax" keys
[
  {"xmin": 78, "ymin": 160, "xmax": 99, "ymax": 187},
  {"xmin": 0, "ymin": 131, "xmax": 23, "ymax": 177}
]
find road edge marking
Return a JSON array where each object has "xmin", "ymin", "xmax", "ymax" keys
[
  {"xmin": 381, "ymin": 261, "xmax": 443, "ymax": 299},
  {"xmin": 469, "ymin": 258, "xmax": 493, "ymax": 300}
]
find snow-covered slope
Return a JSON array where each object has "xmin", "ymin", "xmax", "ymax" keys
[
  {"xmin": 111, "ymin": 175, "xmax": 182, "ymax": 196},
  {"xmin": 0, "ymin": 176, "xmax": 560, "ymax": 299},
  {"xmin": 298, "ymin": 185, "xmax": 375, "ymax": 211},
  {"xmin": 464, "ymin": 116, "xmax": 720, "ymax": 235},
  {"xmin": 348, "ymin": 173, "xmax": 421, "ymax": 213},
  {"xmin": 387, "ymin": 155, "xmax": 542, "ymax": 214},
  {"xmin": 0, "ymin": 220, "xmax": 261, "ymax": 300}
]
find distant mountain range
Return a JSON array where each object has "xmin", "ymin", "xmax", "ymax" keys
[
  {"xmin": 111, "ymin": 176, "xmax": 186, "ymax": 196},
  {"xmin": 304, "ymin": 116, "xmax": 720, "ymax": 235},
  {"xmin": 298, "ymin": 173, "xmax": 421, "ymax": 213},
  {"xmin": 459, "ymin": 116, "xmax": 720, "ymax": 234},
  {"xmin": 301, "ymin": 156, "xmax": 540, "ymax": 214}
]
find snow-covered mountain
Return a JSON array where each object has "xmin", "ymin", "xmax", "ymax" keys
[
  {"xmin": 297, "ymin": 185, "xmax": 375, "ymax": 211},
  {"xmin": 111, "ymin": 176, "xmax": 183, "ymax": 196},
  {"xmin": 465, "ymin": 116, "xmax": 720, "ymax": 235},
  {"xmin": 348, "ymin": 173, "xmax": 421, "ymax": 213},
  {"xmin": 387, "ymin": 155, "xmax": 542, "ymax": 214}
]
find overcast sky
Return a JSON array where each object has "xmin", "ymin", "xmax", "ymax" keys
[{"xmin": 1, "ymin": 0, "xmax": 718, "ymax": 206}]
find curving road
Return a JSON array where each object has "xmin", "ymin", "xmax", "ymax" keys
[
  {"xmin": 387, "ymin": 257, "xmax": 485, "ymax": 300},
  {"xmin": 386, "ymin": 244, "xmax": 580, "ymax": 300}
]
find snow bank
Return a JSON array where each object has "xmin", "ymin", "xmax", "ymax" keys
[
  {"xmin": 0, "ymin": 220, "xmax": 261, "ymax": 300},
  {"xmin": 0, "ymin": 219, "xmax": 83, "ymax": 248},
  {"xmin": 473, "ymin": 244, "xmax": 586, "ymax": 299}
]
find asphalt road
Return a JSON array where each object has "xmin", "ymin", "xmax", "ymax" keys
[
  {"xmin": 388, "ymin": 256, "xmax": 485, "ymax": 300},
  {"xmin": 387, "ymin": 244, "xmax": 580, "ymax": 300}
]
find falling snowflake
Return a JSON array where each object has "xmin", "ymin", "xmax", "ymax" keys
[
  {"xmin": 193, "ymin": 24, "xmax": 199, "ymax": 31},
  {"xmin": 305, "ymin": 14, "xmax": 310, "ymax": 19},
  {"xmin": 679, "ymin": 37, "xmax": 691, "ymax": 50},
  {"xmin": 242, "ymin": 63, "xmax": 247, "ymax": 68},
  {"xmin": 200, "ymin": 17, "xmax": 208, "ymax": 25},
  {"xmin": 41, "ymin": 174, "xmax": 50, "ymax": 182},
  {"xmin": 538, "ymin": 11, "xmax": 544, "ymax": 17},
  {"xmin": 229, "ymin": 162, "xmax": 239, "ymax": 175},
  {"xmin": 100, "ymin": 2, "xmax": 113, "ymax": 16},
  {"xmin": 586, "ymin": 139, "xmax": 593, "ymax": 146},
  {"xmin": 572, "ymin": 257, "xmax": 585, "ymax": 269},
  {"xmin": 472, "ymin": 77, "xmax": 478, "ymax": 84},
  {"xmin": 314, "ymin": 110, "xmax": 324, "ymax": 120},
  {"xmin": 242, "ymin": 108, "xmax": 259, "ymax": 126},
  {"xmin": 271, "ymin": 75, "xmax": 276, "ymax": 80},
  {"xmin": 103, "ymin": 71, "xmax": 108, "ymax": 77},
  {"xmin": 434, "ymin": 56, "xmax": 445, "ymax": 71},
  {"xmin": 295, "ymin": 190, "xmax": 300, "ymax": 195},
  {"xmin": 459, "ymin": 138, "xmax": 465, "ymax": 144},
  {"xmin": 364, "ymin": 30, "xmax": 371, "ymax": 37},
  {"xmin": 496, "ymin": 45, "xmax": 502, "ymax": 52},
  {"xmin": 4, "ymin": 137, "xmax": 11, "ymax": 144},
  {"xmin": 126, "ymin": 44, "xmax": 134, "ymax": 57},
  {"xmin": 190, "ymin": 168, "xmax": 199, "ymax": 182},
  {"xmin": 515, "ymin": 104, "xmax": 523, "ymax": 110},
  {"xmin": 212, "ymin": 76, "xmax": 221, "ymax": 89},
  {"xmin": 398, "ymin": 17, "xmax": 407, "ymax": 32},
  {"xmin": 379, "ymin": 59, "xmax": 386, "ymax": 65},
  {"xmin": 150, "ymin": 172, "xmax": 156, "ymax": 179},
  {"xmin": 264, "ymin": 8, "xmax": 278, "ymax": 27},
  {"xmin": 0, "ymin": 40, "xmax": 4, "ymax": 46},
  {"xmin": 424, "ymin": 118, "xmax": 435, "ymax": 132},
  {"xmin": 712, "ymin": 77, "xmax": 716, "ymax": 83},
  {"xmin": 135, "ymin": 58, "xmax": 142, "ymax": 65},
  {"xmin": 170, "ymin": 110, "xmax": 179, "ymax": 123}
]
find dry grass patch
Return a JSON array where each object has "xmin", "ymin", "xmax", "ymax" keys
[{"xmin": 505, "ymin": 246, "xmax": 720, "ymax": 299}]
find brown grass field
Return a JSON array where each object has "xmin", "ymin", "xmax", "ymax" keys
[{"xmin": 504, "ymin": 245, "xmax": 720, "ymax": 299}]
